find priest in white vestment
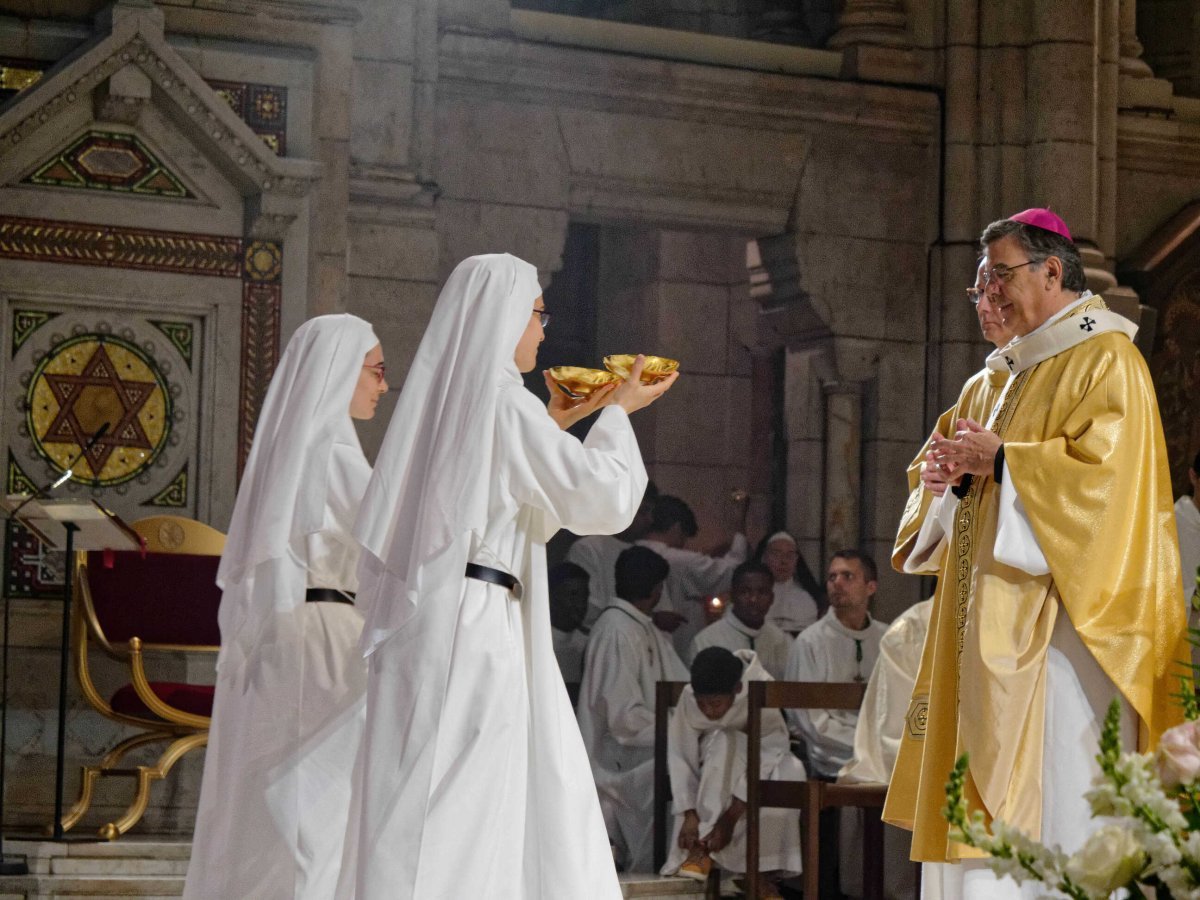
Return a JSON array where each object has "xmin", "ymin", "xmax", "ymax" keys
[
  {"xmin": 638, "ymin": 494, "xmax": 750, "ymax": 657},
  {"xmin": 786, "ymin": 550, "xmax": 888, "ymax": 900},
  {"xmin": 578, "ymin": 544, "xmax": 690, "ymax": 872},
  {"xmin": 760, "ymin": 531, "xmax": 821, "ymax": 635},
  {"xmin": 185, "ymin": 315, "xmax": 386, "ymax": 900},
  {"xmin": 566, "ymin": 481, "xmax": 657, "ymax": 626},
  {"xmin": 885, "ymin": 210, "xmax": 1188, "ymax": 900},
  {"xmin": 689, "ymin": 560, "xmax": 792, "ymax": 678},
  {"xmin": 838, "ymin": 600, "xmax": 932, "ymax": 900},
  {"xmin": 785, "ymin": 551, "xmax": 888, "ymax": 778},
  {"xmin": 338, "ymin": 254, "xmax": 678, "ymax": 900},
  {"xmin": 662, "ymin": 647, "xmax": 804, "ymax": 896}
]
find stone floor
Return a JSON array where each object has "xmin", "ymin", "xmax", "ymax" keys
[{"xmin": 0, "ymin": 838, "xmax": 708, "ymax": 899}]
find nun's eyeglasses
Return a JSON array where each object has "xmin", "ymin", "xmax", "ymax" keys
[
  {"xmin": 533, "ymin": 308, "xmax": 551, "ymax": 328},
  {"xmin": 362, "ymin": 362, "xmax": 387, "ymax": 383}
]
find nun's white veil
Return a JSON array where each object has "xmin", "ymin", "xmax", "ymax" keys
[
  {"xmin": 354, "ymin": 253, "xmax": 542, "ymax": 653},
  {"xmin": 217, "ymin": 313, "xmax": 378, "ymax": 664}
]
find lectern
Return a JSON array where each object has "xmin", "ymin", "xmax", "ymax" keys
[{"xmin": 0, "ymin": 497, "xmax": 138, "ymax": 870}]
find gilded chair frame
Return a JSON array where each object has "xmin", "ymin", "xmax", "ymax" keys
[{"xmin": 63, "ymin": 515, "xmax": 223, "ymax": 840}]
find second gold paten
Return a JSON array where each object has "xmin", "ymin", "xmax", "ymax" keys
[
  {"xmin": 546, "ymin": 366, "xmax": 622, "ymax": 398},
  {"xmin": 602, "ymin": 354, "xmax": 680, "ymax": 383}
]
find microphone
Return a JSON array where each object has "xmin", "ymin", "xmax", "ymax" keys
[
  {"xmin": 6, "ymin": 422, "xmax": 111, "ymax": 520},
  {"xmin": 50, "ymin": 422, "xmax": 110, "ymax": 489}
]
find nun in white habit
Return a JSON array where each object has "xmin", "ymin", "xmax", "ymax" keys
[
  {"xmin": 184, "ymin": 314, "xmax": 386, "ymax": 900},
  {"xmin": 337, "ymin": 253, "xmax": 677, "ymax": 899}
]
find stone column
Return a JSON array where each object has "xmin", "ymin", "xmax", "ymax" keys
[
  {"xmin": 822, "ymin": 380, "xmax": 863, "ymax": 558},
  {"xmin": 1119, "ymin": 0, "xmax": 1153, "ymax": 78},
  {"xmin": 827, "ymin": 0, "xmax": 909, "ymax": 49}
]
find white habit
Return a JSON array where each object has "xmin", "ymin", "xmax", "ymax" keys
[
  {"xmin": 637, "ymin": 534, "xmax": 749, "ymax": 658},
  {"xmin": 339, "ymin": 255, "xmax": 646, "ymax": 900},
  {"xmin": 577, "ymin": 597, "xmax": 689, "ymax": 872},
  {"xmin": 662, "ymin": 650, "xmax": 804, "ymax": 877},
  {"xmin": 767, "ymin": 579, "xmax": 820, "ymax": 635},
  {"xmin": 566, "ymin": 533, "xmax": 629, "ymax": 625},
  {"xmin": 185, "ymin": 315, "xmax": 377, "ymax": 900},
  {"xmin": 688, "ymin": 611, "xmax": 792, "ymax": 680},
  {"xmin": 785, "ymin": 611, "xmax": 888, "ymax": 778}
]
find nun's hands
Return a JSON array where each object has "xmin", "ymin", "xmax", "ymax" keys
[
  {"xmin": 612, "ymin": 356, "xmax": 679, "ymax": 414},
  {"xmin": 543, "ymin": 372, "xmax": 618, "ymax": 431}
]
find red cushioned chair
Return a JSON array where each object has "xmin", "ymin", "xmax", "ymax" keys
[{"xmin": 63, "ymin": 515, "xmax": 224, "ymax": 839}]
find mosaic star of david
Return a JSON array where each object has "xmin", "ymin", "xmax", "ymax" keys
[{"xmin": 41, "ymin": 343, "xmax": 157, "ymax": 474}]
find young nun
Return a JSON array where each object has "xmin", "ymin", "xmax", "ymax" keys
[
  {"xmin": 663, "ymin": 647, "xmax": 804, "ymax": 898},
  {"xmin": 338, "ymin": 253, "xmax": 678, "ymax": 899},
  {"xmin": 184, "ymin": 314, "xmax": 387, "ymax": 900}
]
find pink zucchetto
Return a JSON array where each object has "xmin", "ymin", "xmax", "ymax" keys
[{"xmin": 1009, "ymin": 208, "xmax": 1072, "ymax": 242}]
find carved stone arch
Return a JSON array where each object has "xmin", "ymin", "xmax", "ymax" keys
[
  {"xmin": 1119, "ymin": 201, "xmax": 1200, "ymax": 495},
  {"xmin": 0, "ymin": 0, "xmax": 321, "ymax": 541}
]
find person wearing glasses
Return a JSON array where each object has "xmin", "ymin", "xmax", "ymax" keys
[
  {"xmin": 338, "ymin": 254, "xmax": 677, "ymax": 899},
  {"xmin": 890, "ymin": 257, "xmax": 1014, "ymax": 579},
  {"xmin": 884, "ymin": 209, "xmax": 1188, "ymax": 900},
  {"xmin": 185, "ymin": 315, "xmax": 388, "ymax": 900}
]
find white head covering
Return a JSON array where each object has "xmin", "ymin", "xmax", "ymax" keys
[
  {"xmin": 216, "ymin": 314, "xmax": 378, "ymax": 659},
  {"xmin": 354, "ymin": 253, "xmax": 542, "ymax": 653},
  {"xmin": 765, "ymin": 531, "xmax": 797, "ymax": 548}
]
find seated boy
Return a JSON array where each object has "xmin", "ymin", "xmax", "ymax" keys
[{"xmin": 662, "ymin": 647, "xmax": 804, "ymax": 899}]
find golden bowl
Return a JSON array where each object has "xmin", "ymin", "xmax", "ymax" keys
[
  {"xmin": 603, "ymin": 354, "xmax": 680, "ymax": 383},
  {"xmin": 547, "ymin": 366, "xmax": 623, "ymax": 398}
]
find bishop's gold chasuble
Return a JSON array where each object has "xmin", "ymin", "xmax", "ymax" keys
[{"xmin": 883, "ymin": 296, "xmax": 1189, "ymax": 862}]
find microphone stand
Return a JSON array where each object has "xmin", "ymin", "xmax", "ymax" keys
[{"xmin": 0, "ymin": 422, "xmax": 109, "ymax": 872}]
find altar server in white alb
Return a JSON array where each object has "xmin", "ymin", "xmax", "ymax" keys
[
  {"xmin": 338, "ymin": 253, "xmax": 677, "ymax": 899},
  {"xmin": 689, "ymin": 560, "xmax": 792, "ymax": 679},
  {"xmin": 184, "ymin": 314, "xmax": 387, "ymax": 900},
  {"xmin": 663, "ymin": 647, "xmax": 804, "ymax": 897}
]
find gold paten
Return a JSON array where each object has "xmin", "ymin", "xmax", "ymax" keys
[
  {"xmin": 546, "ymin": 366, "xmax": 622, "ymax": 398},
  {"xmin": 602, "ymin": 354, "xmax": 679, "ymax": 383}
]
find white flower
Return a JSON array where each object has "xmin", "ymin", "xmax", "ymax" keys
[
  {"xmin": 1157, "ymin": 721, "xmax": 1200, "ymax": 789},
  {"xmin": 1063, "ymin": 825, "xmax": 1146, "ymax": 897}
]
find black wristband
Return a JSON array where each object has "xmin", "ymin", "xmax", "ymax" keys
[
  {"xmin": 993, "ymin": 444, "xmax": 1005, "ymax": 484},
  {"xmin": 951, "ymin": 474, "xmax": 973, "ymax": 500}
]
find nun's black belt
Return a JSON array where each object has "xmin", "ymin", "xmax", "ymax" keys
[
  {"xmin": 305, "ymin": 588, "xmax": 355, "ymax": 605},
  {"xmin": 465, "ymin": 563, "xmax": 521, "ymax": 598}
]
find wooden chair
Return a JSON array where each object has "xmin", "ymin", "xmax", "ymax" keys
[
  {"xmin": 745, "ymin": 680, "xmax": 888, "ymax": 900},
  {"xmin": 652, "ymin": 681, "xmax": 722, "ymax": 899},
  {"xmin": 64, "ymin": 515, "xmax": 224, "ymax": 839}
]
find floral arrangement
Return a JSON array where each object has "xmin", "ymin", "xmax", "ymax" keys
[{"xmin": 942, "ymin": 571, "xmax": 1200, "ymax": 900}]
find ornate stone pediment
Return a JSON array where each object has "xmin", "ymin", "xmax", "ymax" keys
[{"xmin": 0, "ymin": 0, "xmax": 319, "ymax": 239}]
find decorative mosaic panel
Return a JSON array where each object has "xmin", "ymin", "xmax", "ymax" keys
[
  {"xmin": 0, "ymin": 59, "xmax": 287, "ymax": 157},
  {"xmin": 4, "ymin": 453, "xmax": 64, "ymax": 601},
  {"xmin": 2, "ymin": 306, "xmax": 201, "ymax": 598},
  {"xmin": 0, "ymin": 216, "xmax": 283, "ymax": 483},
  {"xmin": 207, "ymin": 79, "xmax": 288, "ymax": 156},
  {"xmin": 24, "ymin": 131, "xmax": 192, "ymax": 198},
  {"xmin": 0, "ymin": 57, "xmax": 48, "ymax": 105},
  {"xmin": 26, "ymin": 333, "xmax": 173, "ymax": 486},
  {"xmin": 0, "ymin": 217, "xmax": 242, "ymax": 276}
]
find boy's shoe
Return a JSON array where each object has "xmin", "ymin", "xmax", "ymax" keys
[{"xmin": 678, "ymin": 850, "xmax": 712, "ymax": 882}]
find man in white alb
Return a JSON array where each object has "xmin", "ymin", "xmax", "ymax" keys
[
  {"xmin": 1177, "ymin": 450, "xmax": 1200, "ymax": 604},
  {"xmin": 787, "ymin": 550, "xmax": 889, "ymax": 900},
  {"xmin": 638, "ymin": 494, "xmax": 749, "ymax": 658},
  {"xmin": 577, "ymin": 545, "xmax": 689, "ymax": 872},
  {"xmin": 689, "ymin": 560, "xmax": 792, "ymax": 679},
  {"xmin": 567, "ymin": 481, "xmax": 657, "ymax": 627}
]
